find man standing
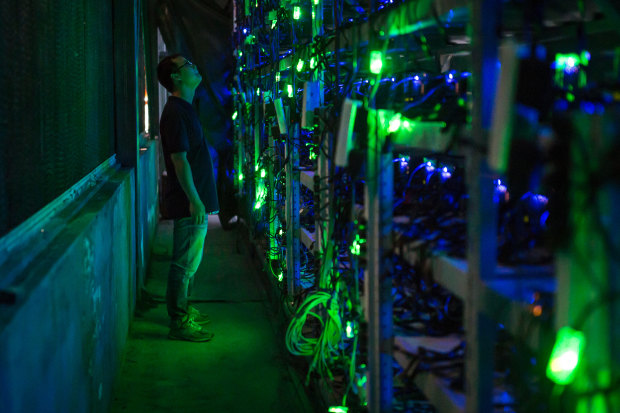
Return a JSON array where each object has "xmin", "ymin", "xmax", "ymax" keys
[{"xmin": 157, "ymin": 54, "xmax": 219, "ymax": 342}]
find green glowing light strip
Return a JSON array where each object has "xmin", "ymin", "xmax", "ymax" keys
[
  {"xmin": 547, "ymin": 326, "xmax": 585, "ymax": 385},
  {"xmin": 370, "ymin": 51, "xmax": 383, "ymax": 74},
  {"xmin": 245, "ymin": 3, "xmax": 468, "ymax": 77},
  {"xmin": 381, "ymin": 4, "xmax": 468, "ymax": 38},
  {"xmin": 0, "ymin": 154, "xmax": 118, "ymax": 286}
]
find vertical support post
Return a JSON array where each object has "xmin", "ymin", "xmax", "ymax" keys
[
  {"xmin": 113, "ymin": 0, "xmax": 140, "ymax": 307},
  {"xmin": 286, "ymin": 124, "xmax": 301, "ymax": 296},
  {"xmin": 467, "ymin": 0, "xmax": 499, "ymax": 412},
  {"xmin": 143, "ymin": 0, "xmax": 160, "ymax": 138},
  {"xmin": 236, "ymin": 123, "xmax": 243, "ymax": 195},
  {"xmin": 114, "ymin": 0, "xmax": 139, "ymax": 169},
  {"xmin": 252, "ymin": 85, "xmax": 261, "ymax": 225},
  {"xmin": 367, "ymin": 111, "xmax": 393, "ymax": 413},
  {"xmin": 254, "ymin": 87, "xmax": 261, "ymax": 172},
  {"xmin": 268, "ymin": 131, "xmax": 278, "ymax": 260},
  {"xmin": 316, "ymin": 129, "xmax": 330, "ymax": 255},
  {"xmin": 313, "ymin": 0, "xmax": 327, "ymax": 257}
]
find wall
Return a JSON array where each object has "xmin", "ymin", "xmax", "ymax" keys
[
  {"xmin": 137, "ymin": 140, "xmax": 160, "ymax": 296},
  {"xmin": 0, "ymin": 156, "xmax": 147, "ymax": 412}
]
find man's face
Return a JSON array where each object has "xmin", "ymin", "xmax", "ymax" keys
[{"xmin": 172, "ymin": 56, "xmax": 202, "ymax": 89}]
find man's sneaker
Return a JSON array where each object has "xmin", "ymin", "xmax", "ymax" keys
[
  {"xmin": 188, "ymin": 305, "xmax": 210, "ymax": 325},
  {"xmin": 168, "ymin": 319, "xmax": 214, "ymax": 342}
]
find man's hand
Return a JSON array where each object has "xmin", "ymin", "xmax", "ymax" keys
[
  {"xmin": 170, "ymin": 152, "xmax": 206, "ymax": 225},
  {"xmin": 189, "ymin": 198, "xmax": 206, "ymax": 224}
]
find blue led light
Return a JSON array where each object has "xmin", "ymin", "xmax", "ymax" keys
[
  {"xmin": 495, "ymin": 179, "xmax": 507, "ymax": 194},
  {"xmin": 440, "ymin": 167, "xmax": 452, "ymax": 181},
  {"xmin": 555, "ymin": 100, "xmax": 569, "ymax": 111},
  {"xmin": 582, "ymin": 102, "xmax": 595, "ymax": 115}
]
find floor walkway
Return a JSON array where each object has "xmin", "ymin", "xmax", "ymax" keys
[{"xmin": 109, "ymin": 216, "xmax": 314, "ymax": 413}]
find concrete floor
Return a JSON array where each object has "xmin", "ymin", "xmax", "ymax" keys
[{"xmin": 109, "ymin": 216, "xmax": 315, "ymax": 413}]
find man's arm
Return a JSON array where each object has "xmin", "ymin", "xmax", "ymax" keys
[{"xmin": 170, "ymin": 152, "xmax": 206, "ymax": 224}]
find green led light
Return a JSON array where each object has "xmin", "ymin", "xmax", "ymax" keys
[
  {"xmin": 350, "ymin": 234, "xmax": 365, "ymax": 256},
  {"xmin": 310, "ymin": 57, "xmax": 317, "ymax": 69},
  {"xmin": 567, "ymin": 92, "xmax": 575, "ymax": 102},
  {"xmin": 357, "ymin": 375, "xmax": 367, "ymax": 387},
  {"xmin": 580, "ymin": 50, "xmax": 590, "ymax": 66},
  {"xmin": 255, "ymin": 164, "xmax": 259, "ymax": 171},
  {"xmin": 309, "ymin": 151, "xmax": 317, "ymax": 160},
  {"xmin": 271, "ymin": 19, "xmax": 277, "ymax": 29},
  {"xmin": 254, "ymin": 184, "xmax": 267, "ymax": 209},
  {"xmin": 256, "ymin": 87, "xmax": 260, "ymax": 96},
  {"xmin": 260, "ymin": 168, "xmax": 266, "ymax": 178},
  {"xmin": 275, "ymin": 72, "xmax": 280, "ymax": 82},
  {"xmin": 388, "ymin": 113, "xmax": 401, "ymax": 133},
  {"xmin": 346, "ymin": 321, "xmax": 354, "ymax": 338},
  {"xmin": 239, "ymin": 51, "xmax": 243, "ymax": 57},
  {"xmin": 314, "ymin": 0, "xmax": 319, "ymax": 5},
  {"xmin": 287, "ymin": 84, "xmax": 293, "ymax": 97},
  {"xmin": 370, "ymin": 51, "xmax": 383, "ymax": 74},
  {"xmin": 458, "ymin": 98, "xmax": 465, "ymax": 107},
  {"xmin": 328, "ymin": 408, "xmax": 348, "ymax": 413},
  {"xmin": 232, "ymin": 110, "xmax": 238, "ymax": 120},
  {"xmin": 555, "ymin": 52, "xmax": 590, "ymax": 88},
  {"xmin": 296, "ymin": 59, "xmax": 305, "ymax": 72},
  {"xmin": 238, "ymin": 173, "xmax": 244, "ymax": 182},
  {"xmin": 546, "ymin": 326, "xmax": 585, "ymax": 385},
  {"xmin": 555, "ymin": 53, "xmax": 581, "ymax": 70},
  {"xmin": 277, "ymin": 271, "xmax": 283, "ymax": 282},
  {"xmin": 293, "ymin": 6, "xmax": 301, "ymax": 19}
]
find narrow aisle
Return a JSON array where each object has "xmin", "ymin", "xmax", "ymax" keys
[{"xmin": 110, "ymin": 216, "xmax": 313, "ymax": 413}]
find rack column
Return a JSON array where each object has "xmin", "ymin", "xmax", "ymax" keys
[
  {"xmin": 286, "ymin": 124, "xmax": 301, "ymax": 296},
  {"xmin": 466, "ymin": 0, "xmax": 500, "ymax": 412},
  {"xmin": 366, "ymin": 112, "xmax": 394, "ymax": 413}
]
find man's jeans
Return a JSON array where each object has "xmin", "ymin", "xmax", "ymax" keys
[{"xmin": 166, "ymin": 217, "xmax": 208, "ymax": 323}]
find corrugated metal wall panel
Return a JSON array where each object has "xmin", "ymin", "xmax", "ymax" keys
[{"xmin": 0, "ymin": 0, "xmax": 115, "ymax": 237}]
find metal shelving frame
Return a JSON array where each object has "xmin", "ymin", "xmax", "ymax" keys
[{"xmin": 233, "ymin": 0, "xmax": 620, "ymax": 412}]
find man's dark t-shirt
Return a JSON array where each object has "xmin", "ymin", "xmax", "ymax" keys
[{"xmin": 160, "ymin": 96, "xmax": 219, "ymax": 219}]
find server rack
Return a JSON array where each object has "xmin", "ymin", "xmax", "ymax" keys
[{"xmin": 231, "ymin": 1, "xmax": 620, "ymax": 412}]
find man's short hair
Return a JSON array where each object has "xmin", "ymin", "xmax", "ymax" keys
[{"xmin": 157, "ymin": 54, "xmax": 183, "ymax": 93}]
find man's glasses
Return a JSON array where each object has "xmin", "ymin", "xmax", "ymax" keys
[{"xmin": 174, "ymin": 59, "xmax": 195, "ymax": 73}]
